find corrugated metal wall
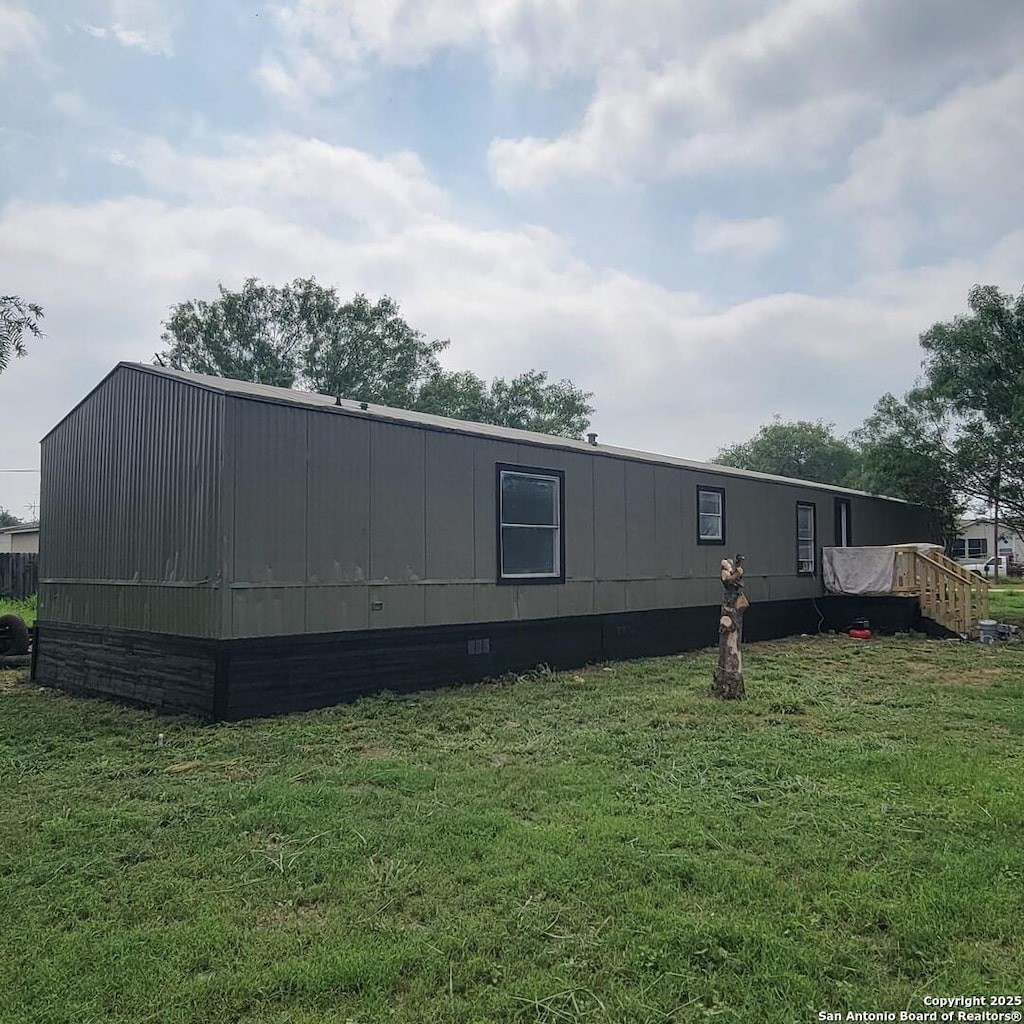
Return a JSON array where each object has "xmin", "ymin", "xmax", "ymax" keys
[
  {"xmin": 39, "ymin": 369, "xmax": 223, "ymax": 637},
  {"xmin": 224, "ymin": 396, "xmax": 935, "ymax": 638}
]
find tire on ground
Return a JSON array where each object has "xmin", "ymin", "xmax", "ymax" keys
[{"xmin": 0, "ymin": 614, "xmax": 30, "ymax": 656}]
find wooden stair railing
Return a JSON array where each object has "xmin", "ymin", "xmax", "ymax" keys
[{"xmin": 891, "ymin": 546, "xmax": 990, "ymax": 636}]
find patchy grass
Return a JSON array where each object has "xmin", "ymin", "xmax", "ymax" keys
[
  {"xmin": 988, "ymin": 587, "xmax": 1024, "ymax": 625},
  {"xmin": 2, "ymin": 636, "xmax": 1023, "ymax": 1024},
  {"xmin": 0, "ymin": 594, "xmax": 36, "ymax": 626}
]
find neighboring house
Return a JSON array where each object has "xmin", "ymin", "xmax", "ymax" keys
[
  {"xmin": 0, "ymin": 522, "xmax": 39, "ymax": 554},
  {"xmin": 950, "ymin": 517, "xmax": 1024, "ymax": 566},
  {"xmin": 34, "ymin": 362, "xmax": 934, "ymax": 719}
]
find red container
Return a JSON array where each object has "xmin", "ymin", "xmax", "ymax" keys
[{"xmin": 848, "ymin": 628, "xmax": 872, "ymax": 640}]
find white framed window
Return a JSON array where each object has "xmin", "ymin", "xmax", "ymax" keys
[
  {"xmin": 697, "ymin": 486, "xmax": 725, "ymax": 544},
  {"xmin": 497, "ymin": 467, "xmax": 564, "ymax": 582},
  {"xmin": 967, "ymin": 538, "xmax": 988, "ymax": 559},
  {"xmin": 951, "ymin": 538, "xmax": 967, "ymax": 560},
  {"xmin": 797, "ymin": 502, "xmax": 816, "ymax": 574}
]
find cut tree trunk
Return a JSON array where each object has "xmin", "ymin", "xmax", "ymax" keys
[{"xmin": 712, "ymin": 555, "xmax": 748, "ymax": 699}]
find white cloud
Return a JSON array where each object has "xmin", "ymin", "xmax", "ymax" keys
[
  {"xmin": 831, "ymin": 67, "xmax": 1024, "ymax": 266},
  {"xmin": 255, "ymin": 0, "xmax": 763, "ymax": 102},
  {"xmin": 490, "ymin": 88, "xmax": 871, "ymax": 191},
  {"xmin": 487, "ymin": 0, "xmax": 1024, "ymax": 190},
  {"xmin": 113, "ymin": 135, "xmax": 450, "ymax": 231},
  {"xmin": 692, "ymin": 215, "xmax": 785, "ymax": 259},
  {"xmin": 82, "ymin": 0, "xmax": 176, "ymax": 56},
  {"xmin": 253, "ymin": 0, "xmax": 1024, "ymax": 199},
  {"xmin": 0, "ymin": 5, "xmax": 45, "ymax": 68},
  {"xmin": 3, "ymin": 128, "xmax": 1024, "ymax": 515},
  {"xmin": 83, "ymin": 22, "xmax": 172, "ymax": 56}
]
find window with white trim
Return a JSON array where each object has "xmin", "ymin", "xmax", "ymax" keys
[
  {"xmin": 967, "ymin": 538, "xmax": 988, "ymax": 559},
  {"xmin": 697, "ymin": 487, "xmax": 725, "ymax": 544},
  {"xmin": 797, "ymin": 502, "xmax": 816, "ymax": 574},
  {"xmin": 951, "ymin": 538, "xmax": 967, "ymax": 560},
  {"xmin": 498, "ymin": 468, "xmax": 563, "ymax": 581}
]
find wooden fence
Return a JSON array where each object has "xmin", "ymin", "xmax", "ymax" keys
[{"xmin": 0, "ymin": 553, "xmax": 37, "ymax": 600}]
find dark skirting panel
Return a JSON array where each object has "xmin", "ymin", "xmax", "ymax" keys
[
  {"xmin": 34, "ymin": 596, "xmax": 925, "ymax": 721},
  {"xmin": 33, "ymin": 621, "xmax": 219, "ymax": 717}
]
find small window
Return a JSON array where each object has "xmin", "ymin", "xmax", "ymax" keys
[
  {"xmin": 797, "ymin": 502, "xmax": 816, "ymax": 574},
  {"xmin": 697, "ymin": 486, "xmax": 725, "ymax": 545},
  {"xmin": 967, "ymin": 538, "xmax": 988, "ymax": 559},
  {"xmin": 834, "ymin": 498, "xmax": 852, "ymax": 547},
  {"xmin": 951, "ymin": 538, "xmax": 966, "ymax": 560},
  {"xmin": 497, "ymin": 466, "xmax": 564, "ymax": 582}
]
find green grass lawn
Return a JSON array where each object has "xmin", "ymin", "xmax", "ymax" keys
[
  {"xmin": 2, "ymin": 636, "xmax": 1023, "ymax": 1024},
  {"xmin": 0, "ymin": 594, "xmax": 35, "ymax": 626},
  {"xmin": 987, "ymin": 587, "xmax": 1024, "ymax": 625}
]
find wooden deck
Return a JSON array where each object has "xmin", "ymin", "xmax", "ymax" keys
[{"xmin": 891, "ymin": 546, "xmax": 990, "ymax": 636}]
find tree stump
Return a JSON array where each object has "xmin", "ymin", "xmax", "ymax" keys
[{"xmin": 712, "ymin": 554, "xmax": 748, "ymax": 699}]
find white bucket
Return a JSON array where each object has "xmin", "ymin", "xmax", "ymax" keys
[{"xmin": 979, "ymin": 619, "xmax": 998, "ymax": 644}]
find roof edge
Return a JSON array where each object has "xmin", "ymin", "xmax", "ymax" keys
[{"xmin": 47, "ymin": 362, "xmax": 922, "ymax": 507}]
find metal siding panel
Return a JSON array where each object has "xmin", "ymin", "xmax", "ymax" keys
[
  {"xmin": 654, "ymin": 467, "xmax": 685, "ymax": 579},
  {"xmin": 625, "ymin": 462, "xmax": 657, "ymax": 578},
  {"xmin": 38, "ymin": 367, "xmax": 223, "ymax": 637},
  {"xmin": 474, "ymin": 440, "xmax": 521, "ymax": 581},
  {"xmin": 306, "ymin": 586, "xmax": 370, "ymax": 632},
  {"xmin": 368, "ymin": 584, "xmax": 425, "ymax": 628},
  {"xmin": 425, "ymin": 432, "xmax": 475, "ymax": 581},
  {"xmin": 764, "ymin": 484, "xmax": 798, "ymax": 575},
  {"xmin": 422, "ymin": 583, "xmax": 476, "ymax": 626},
  {"xmin": 306, "ymin": 411, "xmax": 371, "ymax": 583},
  {"xmin": 768, "ymin": 576, "xmax": 810, "ymax": 602},
  {"xmin": 594, "ymin": 580, "xmax": 627, "ymax": 613},
  {"xmin": 742, "ymin": 574, "xmax": 769, "ymax": 605},
  {"xmin": 515, "ymin": 585, "xmax": 559, "ymax": 621},
  {"xmin": 626, "ymin": 579, "xmax": 658, "ymax": 610},
  {"xmin": 370, "ymin": 422, "xmax": 426, "ymax": 581},
  {"xmin": 558, "ymin": 581, "xmax": 595, "ymax": 617},
  {"xmin": 593, "ymin": 457, "xmax": 627, "ymax": 580},
  {"xmin": 473, "ymin": 584, "xmax": 517, "ymax": 623},
  {"xmin": 654, "ymin": 578, "xmax": 685, "ymax": 608},
  {"xmin": 679, "ymin": 470, "xmax": 698, "ymax": 578},
  {"xmin": 231, "ymin": 589, "xmax": 306, "ymax": 637},
  {"xmin": 231, "ymin": 399, "xmax": 307, "ymax": 586},
  {"xmin": 39, "ymin": 584, "xmax": 219, "ymax": 638}
]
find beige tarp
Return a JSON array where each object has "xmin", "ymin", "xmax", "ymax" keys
[{"xmin": 822, "ymin": 544, "xmax": 943, "ymax": 595}]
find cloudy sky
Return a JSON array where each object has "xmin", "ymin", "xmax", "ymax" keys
[{"xmin": 2, "ymin": 0, "xmax": 1024, "ymax": 516}]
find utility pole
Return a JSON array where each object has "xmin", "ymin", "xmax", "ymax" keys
[{"xmin": 993, "ymin": 463, "xmax": 1001, "ymax": 581}]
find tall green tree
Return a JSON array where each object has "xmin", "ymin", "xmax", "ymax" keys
[
  {"xmin": 416, "ymin": 368, "xmax": 593, "ymax": 437},
  {"xmin": 160, "ymin": 278, "xmax": 315, "ymax": 387},
  {"xmin": 852, "ymin": 285, "xmax": 1024, "ymax": 554},
  {"xmin": 302, "ymin": 293, "xmax": 447, "ymax": 409},
  {"xmin": 0, "ymin": 295, "xmax": 44, "ymax": 374},
  {"xmin": 0, "ymin": 508, "xmax": 23, "ymax": 527},
  {"xmin": 917, "ymin": 284, "xmax": 1024, "ymax": 541},
  {"xmin": 712, "ymin": 417, "xmax": 862, "ymax": 487},
  {"xmin": 852, "ymin": 393, "xmax": 963, "ymax": 545},
  {"xmin": 159, "ymin": 278, "xmax": 594, "ymax": 439}
]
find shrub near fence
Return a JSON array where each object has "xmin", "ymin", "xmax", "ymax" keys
[{"xmin": 0, "ymin": 553, "xmax": 37, "ymax": 599}]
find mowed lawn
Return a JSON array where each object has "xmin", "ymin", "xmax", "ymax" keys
[
  {"xmin": 2, "ymin": 637, "xmax": 1023, "ymax": 1024},
  {"xmin": 988, "ymin": 582, "xmax": 1024, "ymax": 626}
]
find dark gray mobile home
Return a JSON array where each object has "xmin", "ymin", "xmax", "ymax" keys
[{"xmin": 34, "ymin": 363, "xmax": 933, "ymax": 718}]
